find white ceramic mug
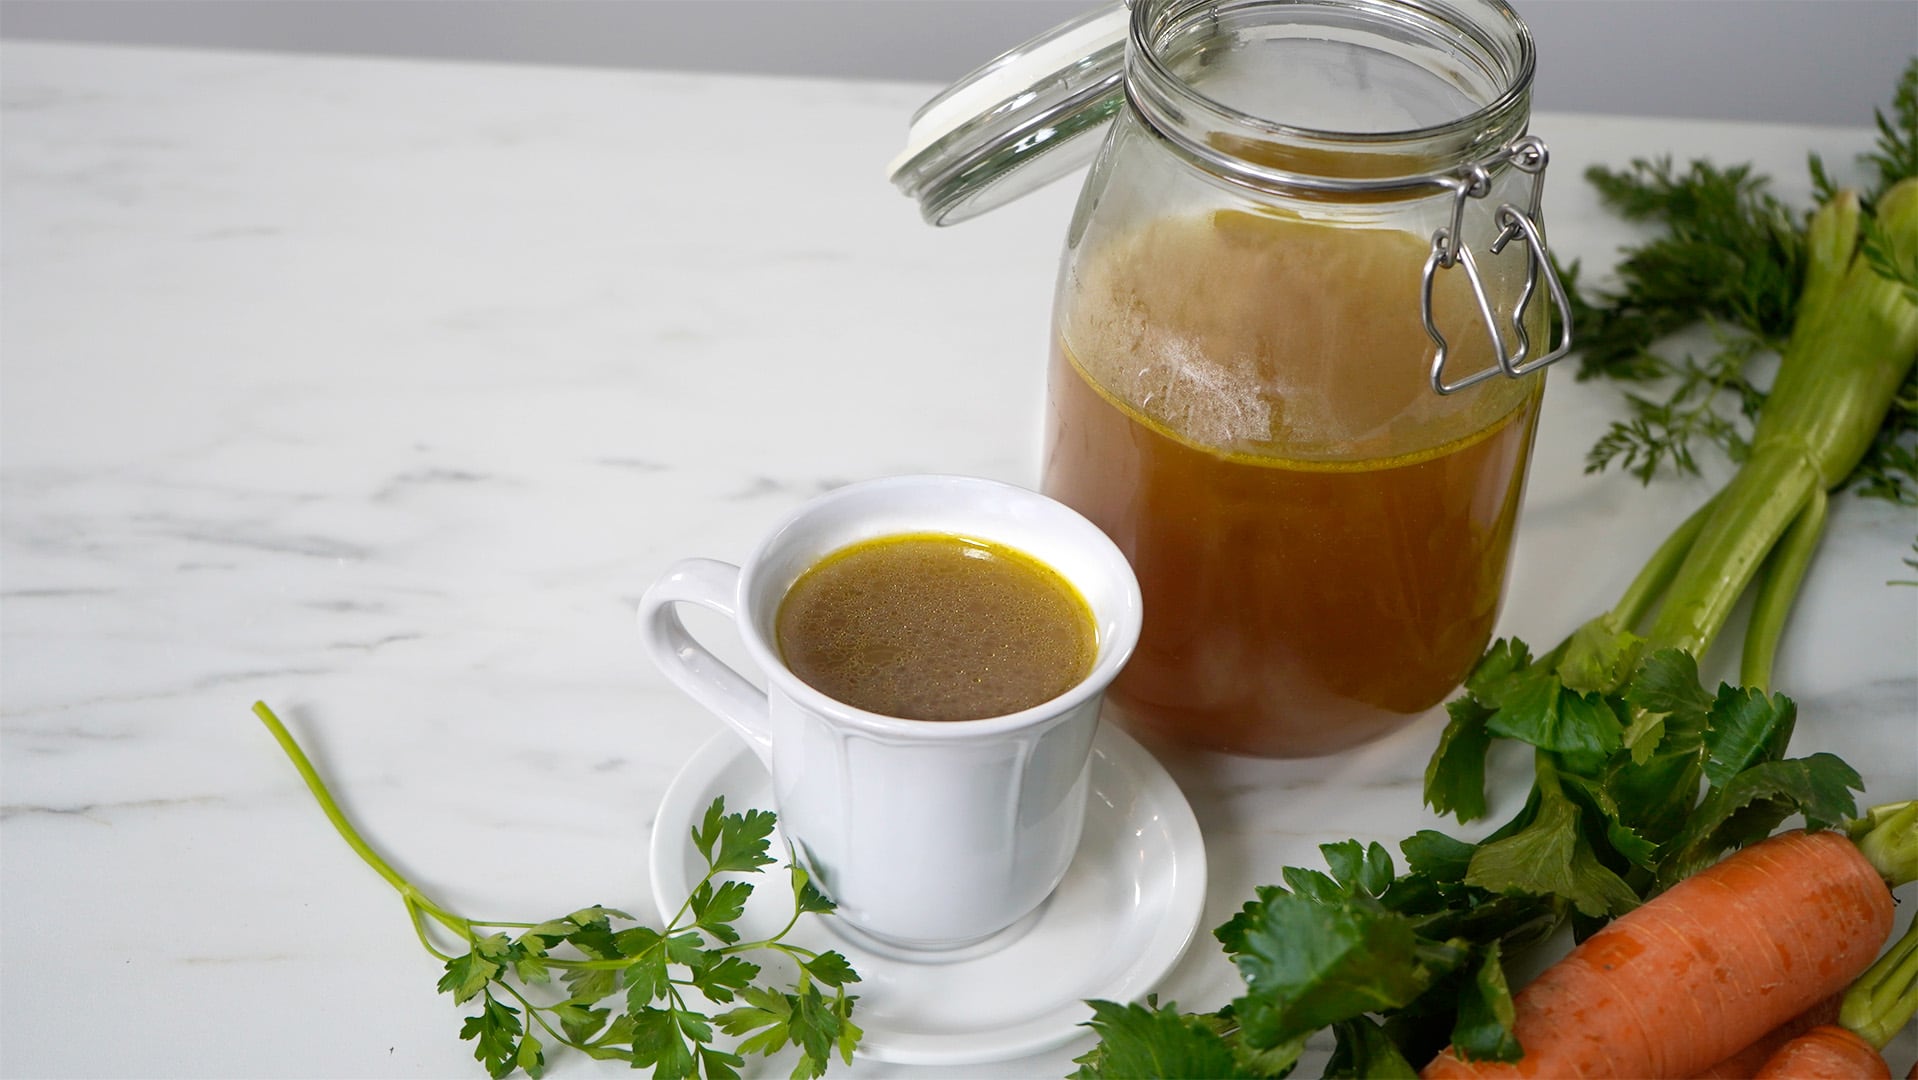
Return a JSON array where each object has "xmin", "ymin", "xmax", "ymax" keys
[{"xmin": 637, "ymin": 475, "xmax": 1142, "ymax": 954}]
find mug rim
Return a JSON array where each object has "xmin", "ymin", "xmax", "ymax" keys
[{"xmin": 735, "ymin": 473, "xmax": 1143, "ymax": 741}]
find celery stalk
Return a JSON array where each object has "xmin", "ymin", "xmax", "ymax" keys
[
  {"xmin": 1739, "ymin": 487, "xmax": 1828, "ymax": 691},
  {"xmin": 1642, "ymin": 178, "xmax": 1918, "ymax": 668}
]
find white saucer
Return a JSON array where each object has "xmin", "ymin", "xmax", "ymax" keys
[{"xmin": 648, "ymin": 722, "xmax": 1207, "ymax": 1067}]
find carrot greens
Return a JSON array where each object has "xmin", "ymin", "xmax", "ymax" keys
[{"xmin": 253, "ymin": 703, "xmax": 859, "ymax": 1080}]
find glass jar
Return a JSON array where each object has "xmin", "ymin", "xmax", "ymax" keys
[{"xmin": 894, "ymin": 0, "xmax": 1569, "ymax": 757}]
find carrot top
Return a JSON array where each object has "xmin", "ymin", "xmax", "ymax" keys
[{"xmin": 1841, "ymin": 802, "xmax": 1918, "ymax": 1050}]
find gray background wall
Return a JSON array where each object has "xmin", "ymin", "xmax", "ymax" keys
[{"xmin": 2, "ymin": 0, "xmax": 1914, "ymax": 126}]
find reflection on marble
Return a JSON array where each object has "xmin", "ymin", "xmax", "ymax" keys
[{"xmin": 3, "ymin": 41, "xmax": 1913, "ymax": 1080}]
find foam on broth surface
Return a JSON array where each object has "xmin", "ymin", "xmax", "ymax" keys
[{"xmin": 775, "ymin": 533, "xmax": 1097, "ymax": 722}]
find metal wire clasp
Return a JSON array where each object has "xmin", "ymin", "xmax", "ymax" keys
[{"xmin": 1420, "ymin": 135, "xmax": 1574, "ymax": 395}]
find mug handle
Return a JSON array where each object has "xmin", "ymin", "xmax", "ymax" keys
[{"xmin": 636, "ymin": 558, "xmax": 773, "ymax": 765}]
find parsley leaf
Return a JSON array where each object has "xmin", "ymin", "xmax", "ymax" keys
[
  {"xmin": 689, "ymin": 880, "xmax": 754, "ymax": 944},
  {"xmin": 1218, "ymin": 883, "xmax": 1466, "ymax": 1044},
  {"xmin": 715, "ymin": 984, "xmax": 795, "ymax": 1057},
  {"xmin": 1072, "ymin": 1000, "xmax": 1259, "ymax": 1080},
  {"xmin": 631, "ymin": 1006, "xmax": 699, "ymax": 1080},
  {"xmin": 1324, "ymin": 1015, "xmax": 1417, "ymax": 1078},
  {"xmin": 790, "ymin": 864, "xmax": 836, "ymax": 916},
  {"xmin": 1399, "ymin": 831, "xmax": 1476, "ymax": 884},
  {"xmin": 440, "ymin": 951, "xmax": 503, "ymax": 1004},
  {"xmin": 558, "ymin": 962, "xmax": 617, "ymax": 1006},
  {"xmin": 1425, "ymin": 697, "xmax": 1495, "ymax": 822},
  {"xmin": 797, "ymin": 951, "xmax": 858, "ymax": 990},
  {"xmin": 514, "ymin": 1030, "xmax": 545, "ymax": 1079},
  {"xmin": 459, "ymin": 995, "xmax": 524, "ymax": 1080},
  {"xmin": 1658, "ymin": 752, "xmax": 1864, "ymax": 886},
  {"xmin": 699, "ymin": 804, "xmax": 778, "ymax": 875},
  {"xmin": 548, "ymin": 1000, "xmax": 608, "ymax": 1045},
  {"xmin": 1447, "ymin": 944, "xmax": 1521, "ymax": 1063},
  {"xmin": 695, "ymin": 1044, "xmax": 744, "ymax": 1080},
  {"xmin": 787, "ymin": 985, "xmax": 841, "ymax": 1073},
  {"xmin": 684, "ymin": 953, "xmax": 759, "ymax": 1004},
  {"xmin": 1701, "ymin": 684, "xmax": 1796, "ymax": 788},
  {"xmin": 1463, "ymin": 773, "xmax": 1638, "ymax": 919},
  {"xmin": 1483, "ymin": 669, "xmax": 1623, "ymax": 761}
]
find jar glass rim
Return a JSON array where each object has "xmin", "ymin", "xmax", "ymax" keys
[
  {"xmin": 888, "ymin": 0, "xmax": 1540, "ymax": 222},
  {"xmin": 1124, "ymin": 0, "xmax": 1538, "ymax": 196},
  {"xmin": 1129, "ymin": 0, "xmax": 1536, "ymax": 147}
]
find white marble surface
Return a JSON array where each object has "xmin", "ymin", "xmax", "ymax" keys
[{"xmin": 2, "ymin": 40, "xmax": 1913, "ymax": 1079}]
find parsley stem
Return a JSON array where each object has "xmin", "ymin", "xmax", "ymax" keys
[
  {"xmin": 544, "ymin": 956, "xmax": 636, "ymax": 971},
  {"xmin": 1533, "ymin": 753, "xmax": 1563, "ymax": 799},
  {"xmin": 252, "ymin": 701, "xmax": 472, "ymax": 941},
  {"xmin": 405, "ymin": 897, "xmax": 459, "ymax": 962},
  {"xmin": 721, "ymin": 910, "xmax": 807, "ymax": 956},
  {"xmin": 763, "ymin": 941, "xmax": 827, "ymax": 974},
  {"xmin": 493, "ymin": 979, "xmax": 576, "ymax": 1050},
  {"xmin": 667, "ymin": 869, "xmax": 718, "ymax": 931}
]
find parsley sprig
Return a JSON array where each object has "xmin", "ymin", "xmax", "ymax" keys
[
  {"xmin": 254, "ymin": 702, "xmax": 860, "ymax": 1080},
  {"xmin": 1071, "ymin": 644, "xmax": 1864, "ymax": 1077}
]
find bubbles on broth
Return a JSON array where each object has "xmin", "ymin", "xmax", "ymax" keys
[
  {"xmin": 775, "ymin": 534, "xmax": 1097, "ymax": 722},
  {"xmin": 1062, "ymin": 210, "xmax": 1528, "ymax": 461}
]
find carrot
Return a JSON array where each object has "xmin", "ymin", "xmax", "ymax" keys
[
  {"xmin": 1752, "ymin": 1025, "xmax": 1890, "ymax": 1079},
  {"xmin": 1692, "ymin": 995, "xmax": 1843, "ymax": 1079},
  {"xmin": 1420, "ymin": 830, "xmax": 1895, "ymax": 1079}
]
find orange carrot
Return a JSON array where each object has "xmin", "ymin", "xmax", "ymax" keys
[
  {"xmin": 1753, "ymin": 1025, "xmax": 1890, "ymax": 1078},
  {"xmin": 1421, "ymin": 830, "xmax": 1895, "ymax": 1079},
  {"xmin": 1692, "ymin": 995, "xmax": 1843, "ymax": 1078}
]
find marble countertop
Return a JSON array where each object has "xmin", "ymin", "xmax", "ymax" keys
[{"xmin": 3, "ymin": 40, "xmax": 1913, "ymax": 1079}]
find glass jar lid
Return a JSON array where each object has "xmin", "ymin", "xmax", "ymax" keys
[{"xmin": 887, "ymin": 4, "xmax": 1128, "ymax": 226}]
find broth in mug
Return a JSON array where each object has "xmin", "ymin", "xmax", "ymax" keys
[{"xmin": 775, "ymin": 533, "xmax": 1097, "ymax": 721}]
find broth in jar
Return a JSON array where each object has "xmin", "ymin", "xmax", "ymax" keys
[{"xmin": 1043, "ymin": 208, "xmax": 1543, "ymax": 757}]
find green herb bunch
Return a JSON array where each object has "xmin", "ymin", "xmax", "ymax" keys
[
  {"xmin": 254, "ymin": 703, "xmax": 860, "ymax": 1080},
  {"xmin": 1572, "ymin": 59, "xmax": 1918, "ymax": 506},
  {"xmin": 1070, "ymin": 643, "xmax": 1862, "ymax": 1078}
]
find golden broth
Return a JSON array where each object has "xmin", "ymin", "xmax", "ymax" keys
[
  {"xmin": 775, "ymin": 533, "xmax": 1096, "ymax": 722},
  {"xmin": 1044, "ymin": 209, "xmax": 1542, "ymax": 756}
]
